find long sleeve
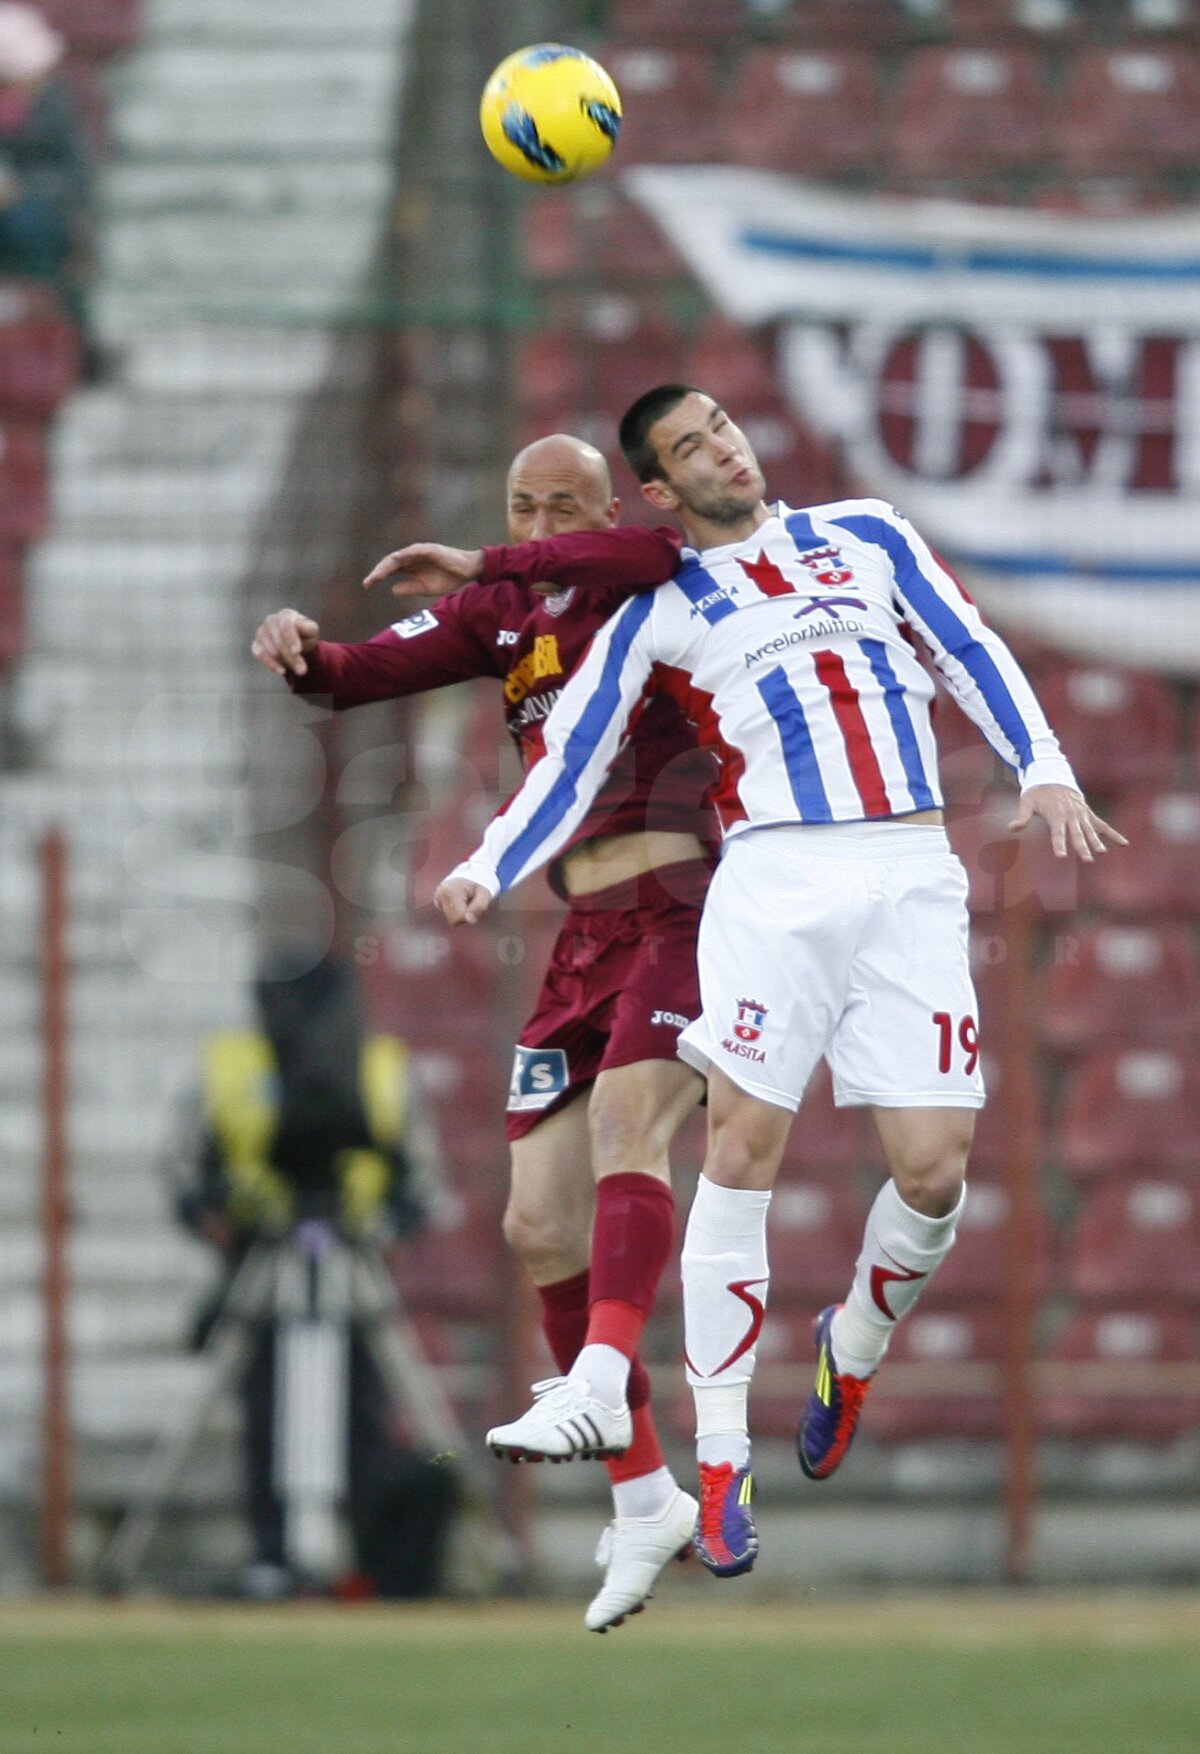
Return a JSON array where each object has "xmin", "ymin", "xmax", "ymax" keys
[
  {"xmin": 829, "ymin": 504, "xmax": 1079, "ymax": 794},
  {"xmin": 289, "ymin": 589, "xmax": 504, "ymax": 710},
  {"xmin": 478, "ymin": 524, "xmax": 681, "ymax": 595},
  {"xmin": 453, "ymin": 592, "xmax": 662, "ymax": 895}
]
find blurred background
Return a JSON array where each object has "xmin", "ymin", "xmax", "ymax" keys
[{"xmin": 0, "ymin": 0, "xmax": 1198, "ymax": 1608}]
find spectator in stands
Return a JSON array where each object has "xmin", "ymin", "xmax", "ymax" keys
[
  {"xmin": 172, "ymin": 949, "xmax": 455, "ymax": 1601},
  {"xmin": 0, "ymin": 5, "xmax": 92, "ymax": 340}
]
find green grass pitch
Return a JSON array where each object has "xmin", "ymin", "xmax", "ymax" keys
[{"xmin": 1, "ymin": 1596, "xmax": 1198, "ymax": 1754}]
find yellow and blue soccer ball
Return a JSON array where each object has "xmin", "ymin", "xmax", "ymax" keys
[{"xmin": 479, "ymin": 43, "xmax": 621, "ymax": 184}]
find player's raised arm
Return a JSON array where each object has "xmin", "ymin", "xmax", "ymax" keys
[
  {"xmin": 830, "ymin": 502, "xmax": 1125, "ymax": 859},
  {"xmin": 366, "ymin": 525, "xmax": 681, "ymax": 599},
  {"xmin": 435, "ymin": 592, "xmax": 661, "ymax": 919}
]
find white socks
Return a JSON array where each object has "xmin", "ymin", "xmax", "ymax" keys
[
  {"xmin": 830, "ymin": 1178, "xmax": 966, "ymax": 1378},
  {"xmin": 570, "ymin": 1342, "xmax": 629, "ymax": 1409},
  {"xmin": 682, "ymin": 1176, "xmax": 772, "ymax": 1465},
  {"xmin": 611, "ymin": 1465, "xmax": 676, "ymax": 1522}
]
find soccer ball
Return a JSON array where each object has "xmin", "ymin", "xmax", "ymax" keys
[{"xmin": 479, "ymin": 43, "xmax": 622, "ymax": 184}]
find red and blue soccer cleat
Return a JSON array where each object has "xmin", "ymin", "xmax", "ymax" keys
[
  {"xmin": 694, "ymin": 1460, "xmax": 758, "ymax": 1577},
  {"xmin": 796, "ymin": 1304, "xmax": 873, "ymax": 1481}
]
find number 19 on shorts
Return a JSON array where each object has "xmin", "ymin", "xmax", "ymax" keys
[{"xmin": 932, "ymin": 1011, "xmax": 979, "ymax": 1076}]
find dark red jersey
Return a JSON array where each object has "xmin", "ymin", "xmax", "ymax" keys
[{"xmin": 291, "ymin": 525, "xmax": 717, "ymax": 865}]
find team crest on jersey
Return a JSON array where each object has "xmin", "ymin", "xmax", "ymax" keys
[
  {"xmin": 539, "ymin": 587, "xmax": 575, "ymax": 617},
  {"xmin": 732, "ymin": 999, "xmax": 768, "ymax": 1043},
  {"xmin": 796, "ymin": 545, "xmax": 856, "ymax": 588}
]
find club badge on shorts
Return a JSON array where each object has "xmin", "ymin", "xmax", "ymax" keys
[
  {"xmin": 733, "ymin": 999, "xmax": 768, "ymax": 1043},
  {"xmin": 507, "ymin": 1044, "xmax": 569, "ymax": 1112}
]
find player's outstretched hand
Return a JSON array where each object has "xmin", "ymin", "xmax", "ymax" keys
[
  {"xmin": 1009, "ymin": 784, "xmax": 1128, "ymax": 862},
  {"xmin": 434, "ymin": 876, "xmax": 493, "ymax": 925},
  {"xmin": 363, "ymin": 543, "xmax": 485, "ymax": 597},
  {"xmin": 251, "ymin": 608, "xmax": 320, "ymax": 677}
]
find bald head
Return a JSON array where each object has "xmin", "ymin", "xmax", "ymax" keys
[{"xmin": 506, "ymin": 432, "xmax": 618, "ymax": 545}]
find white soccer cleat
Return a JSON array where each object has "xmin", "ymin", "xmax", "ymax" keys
[
  {"xmin": 486, "ymin": 1376, "xmax": 632, "ymax": 1462},
  {"xmin": 584, "ymin": 1488, "xmax": 699, "ymax": 1633}
]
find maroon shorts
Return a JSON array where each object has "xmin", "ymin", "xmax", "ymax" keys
[{"xmin": 504, "ymin": 860, "xmax": 710, "ymax": 1142}]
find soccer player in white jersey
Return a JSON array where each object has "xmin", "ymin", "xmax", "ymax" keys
[{"xmin": 435, "ymin": 386, "xmax": 1125, "ymax": 1577}]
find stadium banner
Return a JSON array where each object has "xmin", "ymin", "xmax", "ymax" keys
[{"xmin": 626, "ymin": 167, "xmax": 1200, "ymax": 673}]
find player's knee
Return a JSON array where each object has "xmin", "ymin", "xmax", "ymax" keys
[
  {"xmin": 890, "ymin": 1129, "xmax": 972, "ymax": 1217},
  {"xmin": 502, "ymin": 1195, "xmax": 585, "ymax": 1274},
  {"xmin": 587, "ymin": 1093, "xmax": 657, "ymax": 1178}
]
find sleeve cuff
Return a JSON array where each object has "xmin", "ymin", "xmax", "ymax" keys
[
  {"xmin": 1019, "ymin": 755, "xmax": 1082, "ymax": 796},
  {"xmin": 478, "ymin": 546, "xmax": 508, "ymax": 585},
  {"xmin": 447, "ymin": 855, "xmax": 501, "ymax": 898}
]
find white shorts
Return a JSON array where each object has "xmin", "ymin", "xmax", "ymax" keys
[{"xmin": 677, "ymin": 822, "xmax": 986, "ymax": 1114}]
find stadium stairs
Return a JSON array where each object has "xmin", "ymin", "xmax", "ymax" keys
[{"xmin": 0, "ymin": 0, "xmax": 417, "ymax": 1590}]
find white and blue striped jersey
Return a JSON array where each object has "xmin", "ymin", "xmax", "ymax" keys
[{"xmin": 456, "ymin": 499, "xmax": 1079, "ymax": 897}]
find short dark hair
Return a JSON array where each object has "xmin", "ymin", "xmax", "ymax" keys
[{"xmin": 619, "ymin": 383, "xmax": 701, "ymax": 483}]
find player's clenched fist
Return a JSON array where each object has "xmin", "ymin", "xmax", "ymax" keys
[
  {"xmin": 434, "ymin": 876, "xmax": 493, "ymax": 925},
  {"xmin": 251, "ymin": 608, "xmax": 320, "ymax": 678}
]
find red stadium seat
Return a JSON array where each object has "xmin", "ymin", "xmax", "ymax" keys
[
  {"xmin": 682, "ymin": 316, "xmax": 781, "ymax": 412},
  {"xmin": 1055, "ymin": 1047, "xmax": 1200, "ymax": 1180},
  {"xmin": 608, "ymin": 0, "xmax": 746, "ymax": 46},
  {"xmin": 362, "ymin": 921, "xmax": 504, "ymax": 1044},
  {"xmin": 0, "ymin": 543, "xmax": 22, "ymax": 666},
  {"xmin": 782, "ymin": 1063, "xmax": 879, "ymax": 1175},
  {"xmin": 592, "ymin": 191, "xmax": 688, "ymax": 284},
  {"xmin": 719, "ymin": 48, "xmax": 884, "ymax": 178},
  {"xmin": 766, "ymin": 1177, "xmax": 866, "ymax": 1307},
  {"xmin": 1066, "ymin": 1176, "xmax": 1200, "ymax": 1302},
  {"xmin": 601, "ymin": 47, "xmax": 722, "ymax": 165},
  {"xmin": 778, "ymin": 1, "xmax": 906, "ymax": 45},
  {"xmin": 868, "ymin": 1308, "xmax": 1006, "ymax": 1442},
  {"xmin": 1118, "ymin": 0, "xmax": 1198, "ymax": 39},
  {"xmin": 0, "ymin": 282, "xmax": 79, "ymax": 419},
  {"xmin": 888, "ymin": 48, "xmax": 1051, "ymax": 183},
  {"xmin": 396, "ymin": 1200, "xmax": 506, "ymax": 1321},
  {"xmin": 944, "ymin": 0, "xmax": 1086, "ymax": 38},
  {"xmin": 1060, "ymin": 48, "xmax": 1200, "ymax": 177},
  {"xmin": 1041, "ymin": 1305, "xmax": 1200, "ymax": 1443},
  {"xmin": 0, "ymin": 422, "xmax": 49, "ymax": 544},
  {"xmin": 1030, "ymin": 665, "xmax": 1180, "ymax": 795},
  {"xmin": 1089, "ymin": 789, "xmax": 1200, "ymax": 916},
  {"xmin": 921, "ymin": 1176, "xmax": 1052, "ymax": 1305},
  {"xmin": 948, "ymin": 786, "xmax": 1085, "ymax": 918},
  {"xmin": 1037, "ymin": 923, "xmax": 1200, "ymax": 1054},
  {"xmin": 516, "ymin": 297, "xmax": 683, "ymax": 417},
  {"xmin": 39, "ymin": 0, "xmax": 142, "ymax": 57},
  {"xmin": 519, "ymin": 192, "xmax": 584, "ymax": 282}
]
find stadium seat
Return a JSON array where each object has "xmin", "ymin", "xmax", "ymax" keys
[
  {"xmin": 719, "ymin": 48, "xmax": 884, "ymax": 178},
  {"xmin": 1037, "ymin": 923, "xmax": 1200, "ymax": 1054},
  {"xmin": 608, "ymin": 0, "xmax": 747, "ymax": 46},
  {"xmin": 519, "ymin": 193, "xmax": 584, "ymax": 283},
  {"xmin": 949, "ymin": 787, "xmax": 1084, "ymax": 918},
  {"xmin": 1066, "ymin": 1176, "xmax": 1200, "ymax": 1302},
  {"xmin": 0, "ymin": 283, "xmax": 80, "ymax": 419},
  {"xmin": 887, "ymin": 48, "xmax": 1051, "ymax": 184},
  {"xmin": 945, "ymin": 0, "xmax": 1085, "ymax": 38},
  {"xmin": 766, "ymin": 1177, "xmax": 867, "ymax": 1306},
  {"xmin": 682, "ymin": 316, "xmax": 781, "ymax": 412},
  {"xmin": 867, "ymin": 1308, "xmax": 1006, "ymax": 1442},
  {"xmin": 1119, "ymin": 0, "xmax": 1197, "ymax": 38},
  {"xmin": 599, "ymin": 47, "xmax": 722, "ymax": 165},
  {"xmin": 1059, "ymin": 48, "xmax": 1200, "ymax": 178},
  {"xmin": 1041, "ymin": 1305, "xmax": 1200, "ymax": 1443},
  {"xmin": 0, "ymin": 544, "xmax": 22, "ymax": 666},
  {"xmin": 592, "ymin": 191, "xmax": 688, "ymax": 284},
  {"xmin": 1030, "ymin": 665, "xmax": 1180, "ymax": 794},
  {"xmin": 396, "ymin": 1201, "xmax": 506, "ymax": 1321},
  {"xmin": 781, "ymin": 1062, "xmax": 879, "ymax": 1175},
  {"xmin": 39, "ymin": 0, "xmax": 142, "ymax": 58},
  {"xmin": 516, "ymin": 297, "xmax": 683, "ymax": 418},
  {"xmin": 920, "ymin": 1176, "xmax": 1052, "ymax": 1305},
  {"xmin": 1055, "ymin": 1047, "xmax": 1200, "ymax": 1179},
  {"xmin": 0, "ymin": 422, "xmax": 48, "ymax": 544},
  {"xmin": 1089, "ymin": 789, "xmax": 1200, "ymax": 916},
  {"xmin": 362, "ymin": 921, "xmax": 504, "ymax": 1046},
  {"xmin": 777, "ymin": 1, "xmax": 906, "ymax": 45}
]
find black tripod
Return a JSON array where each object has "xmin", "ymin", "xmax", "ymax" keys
[{"xmin": 103, "ymin": 1219, "xmax": 499, "ymax": 1592}]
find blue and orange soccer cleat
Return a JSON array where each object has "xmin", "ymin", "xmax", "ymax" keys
[
  {"xmin": 693, "ymin": 1461, "xmax": 757, "ymax": 1577},
  {"xmin": 796, "ymin": 1304, "xmax": 873, "ymax": 1481}
]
